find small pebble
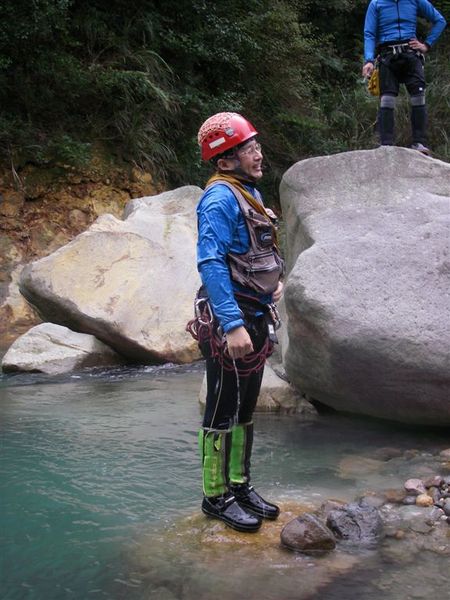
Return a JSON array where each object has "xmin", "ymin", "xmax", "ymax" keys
[
  {"xmin": 404, "ymin": 478, "xmax": 426, "ymax": 495},
  {"xmin": 416, "ymin": 493, "xmax": 433, "ymax": 507},
  {"xmin": 403, "ymin": 495, "xmax": 417, "ymax": 505}
]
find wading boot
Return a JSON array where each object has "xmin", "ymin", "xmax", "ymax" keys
[
  {"xmin": 229, "ymin": 422, "xmax": 280, "ymax": 520},
  {"xmin": 201, "ymin": 493, "xmax": 261, "ymax": 532},
  {"xmin": 230, "ymin": 483, "xmax": 280, "ymax": 520},
  {"xmin": 199, "ymin": 428, "xmax": 261, "ymax": 532}
]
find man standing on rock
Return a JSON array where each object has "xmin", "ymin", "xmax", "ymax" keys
[
  {"xmin": 188, "ymin": 112, "xmax": 284, "ymax": 532},
  {"xmin": 362, "ymin": 0, "xmax": 446, "ymax": 154}
]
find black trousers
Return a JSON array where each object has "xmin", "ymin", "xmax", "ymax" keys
[
  {"xmin": 200, "ymin": 312, "xmax": 269, "ymax": 430},
  {"xmin": 378, "ymin": 49, "xmax": 427, "ymax": 145},
  {"xmin": 379, "ymin": 50, "xmax": 426, "ymax": 97}
]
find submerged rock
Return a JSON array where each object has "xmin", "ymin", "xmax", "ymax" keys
[
  {"xmin": 1, "ymin": 322, "xmax": 123, "ymax": 374},
  {"xmin": 280, "ymin": 147, "xmax": 450, "ymax": 425},
  {"xmin": 338, "ymin": 455, "xmax": 384, "ymax": 479}
]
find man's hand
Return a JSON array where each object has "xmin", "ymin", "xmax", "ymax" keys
[
  {"xmin": 225, "ymin": 326, "xmax": 253, "ymax": 359},
  {"xmin": 362, "ymin": 61, "xmax": 374, "ymax": 79},
  {"xmin": 272, "ymin": 280, "xmax": 284, "ymax": 303},
  {"xmin": 409, "ymin": 39, "xmax": 428, "ymax": 53}
]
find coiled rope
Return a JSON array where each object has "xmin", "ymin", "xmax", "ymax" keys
[{"xmin": 186, "ymin": 296, "xmax": 273, "ymax": 377}]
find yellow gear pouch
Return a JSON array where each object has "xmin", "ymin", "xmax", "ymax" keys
[{"xmin": 367, "ymin": 67, "xmax": 380, "ymax": 97}]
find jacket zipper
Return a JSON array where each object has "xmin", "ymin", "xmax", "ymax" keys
[
  {"xmin": 396, "ymin": 0, "xmax": 401, "ymax": 41},
  {"xmin": 247, "ymin": 251, "xmax": 281, "ymax": 274}
]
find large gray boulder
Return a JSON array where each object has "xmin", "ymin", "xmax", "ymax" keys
[
  {"xmin": 1, "ymin": 322, "xmax": 123, "ymax": 374},
  {"xmin": 19, "ymin": 186, "xmax": 203, "ymax": 364},
  {"xmin": 280, "ymin": 147, "xmax": 450, "ymax": 425}
]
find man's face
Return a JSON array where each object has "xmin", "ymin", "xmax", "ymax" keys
[
  {"xmin": 218, "ymin": 138, "xmax": 263, "ymax": 180},
  {"xmin": 236, "ymin": 140, "xmax": 263, "ymax": 180}
]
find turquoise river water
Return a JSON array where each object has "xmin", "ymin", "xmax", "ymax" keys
[{"xmin": 1, "ymin": 362, "xmax": 449, "ymax": 600}]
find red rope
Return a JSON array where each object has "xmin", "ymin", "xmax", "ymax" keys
[{"xmin": 186, "ymin": 302, "xmax": 273, "ymax": 377}]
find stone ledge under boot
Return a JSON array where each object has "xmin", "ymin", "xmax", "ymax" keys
[
  {"xmin": 201, "ymin": 493, "xmax": 262, "ymax": 532},
  {"xmin": 230, "ymin": 484, "xmax": 280, "ymax": 520}
]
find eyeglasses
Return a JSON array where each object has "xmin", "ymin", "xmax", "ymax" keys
[{"xmin": 237, "ymin": 142, "xmax": 262, "ymax": 157}]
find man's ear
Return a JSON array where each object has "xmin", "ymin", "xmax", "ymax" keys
[{"xmin": 216, "ymin": 157, "xmax": 236, "ymax": 172}]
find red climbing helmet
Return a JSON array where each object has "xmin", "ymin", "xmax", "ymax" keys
[{"xmin": 198, "ymin": 112, "xmax": 258, "ymax": 161}]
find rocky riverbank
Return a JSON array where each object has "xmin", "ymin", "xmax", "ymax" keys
[{"xmin": 0, "ymin": 159, "xmax": 161, "ymax": 350}]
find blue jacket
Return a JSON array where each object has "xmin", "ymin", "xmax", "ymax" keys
[
  {"xmin": 197, "ymin": 183, "xmax": 273, "ymax": 333},
  {"xmin": 364, "ymin": 0, "xmax": 446, "ymax": 62}
]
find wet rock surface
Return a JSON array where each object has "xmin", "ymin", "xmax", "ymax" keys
[
  {"xmin": 131, "ymin": 502, "xmax": 360, "ymax": 600},
  {"xmin": 326, "ymin": 502, "xmax": 382, "ymax": 545},
  {"xmin": 279, "ymin": 445, "xmax": 450, "ymax": 560},
  {"xmin": 404, "ymin": 478, "xmax": 427, "ymax": 495},
  {"xmin": 280, "ymin": 512, "xmax": 336, "ymax": 554},
  {"xmin": 128, "ymin": 444, "xmax": 450, "ymax": 600}
]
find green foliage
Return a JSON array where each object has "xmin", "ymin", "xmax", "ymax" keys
[
  {"xmin": 0, "ymin": 0, "xmax": 448, "ymax": 190},
  {"xmin": 0, "ymin": 0, "xmax": 177, "ymax": 174},
  {"xmin": 434, "ymin": 1, "xmax": 450, "ymax": 16}
]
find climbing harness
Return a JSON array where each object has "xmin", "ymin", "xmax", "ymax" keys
[
  {"xmin": 379, "ymin": 42, "xmax": 424, "ymax": 61},
  {"xmin": 385, "ymin": 43, "xmax": 411, "ymax": 55},
  {"xmin": 186, "ymin": 289, "xmax": 278, "ymax": 376}
]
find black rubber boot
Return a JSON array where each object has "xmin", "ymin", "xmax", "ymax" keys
[
  {"xmin": 411, "ymin": 104, "xmax": 427, "ymax": 147},
  {"xmin": 229, "ymin": 422, "xmax": 280, "ymax": 520},
  {"xmin": 201, "ymin": 492, "xmax": 262, "ymax": 532},
  {"xmin": 230, "ymin": 483, "xmax": 280, "ymax": 520}
]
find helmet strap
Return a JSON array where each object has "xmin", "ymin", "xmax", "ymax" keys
[{"xmin": 216, "ymin": 156, "xmax": 257, "ymax": 184}]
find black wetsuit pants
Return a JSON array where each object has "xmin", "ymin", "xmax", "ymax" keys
[{"xmin": 200, "ymin": 312, "xmax": 269, "ymax": 431}]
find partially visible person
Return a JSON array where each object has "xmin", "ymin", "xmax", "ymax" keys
[
  {"xmin": 187, "ymin": 112, "xmax": 284, "ymax": 533},
  {"xmin": 362, "ymin": 0, "xmax": 446, "ymax": 154}
]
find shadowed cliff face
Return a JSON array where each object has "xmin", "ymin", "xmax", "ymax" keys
[{"xmin": 0, "ymin": 160, "xmax": 161, "ymax": 351}]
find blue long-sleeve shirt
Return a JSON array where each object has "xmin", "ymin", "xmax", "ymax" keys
[
  {"xmin": 364, "ymin": 0, "xmax": 446, "ymax": 62},
  {"xmin": 197, "ymin": 183, "xmax": 272, "ymax": 333}
]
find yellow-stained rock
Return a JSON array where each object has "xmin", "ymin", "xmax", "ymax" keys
[
  {"xmin": 0, "ymin": 191, "xmax": 25, "ymax": 217},
  {"xmin": 416, "ymin": 493, "xmax": 434, "ymax": 507}
]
